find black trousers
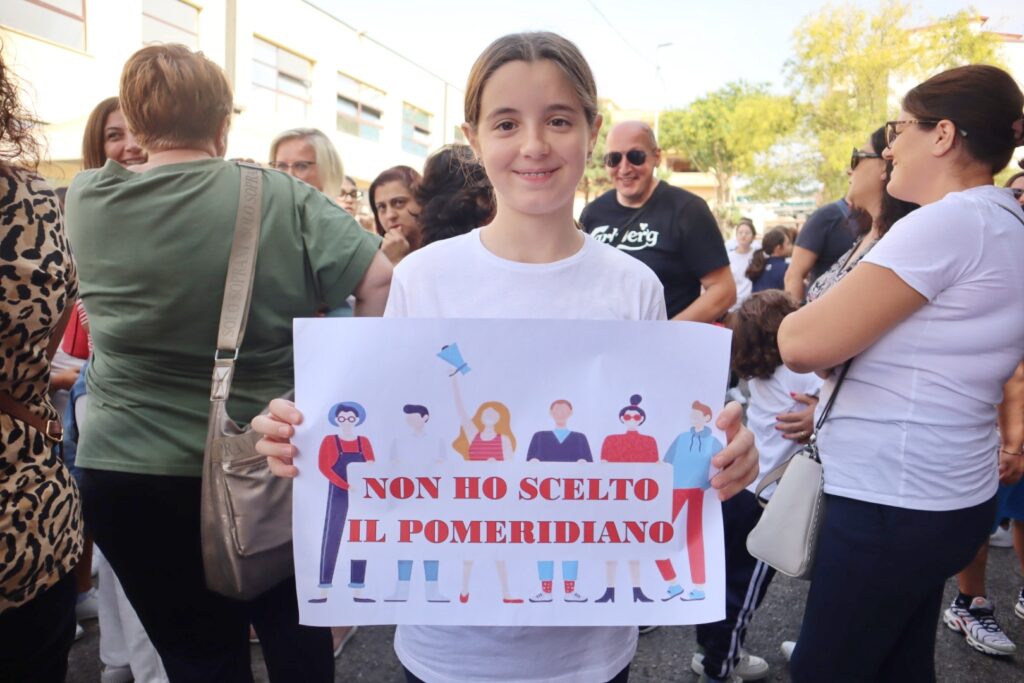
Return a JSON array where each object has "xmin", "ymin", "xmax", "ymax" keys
[
  {"xmin": 696, "ymin": 489, "xmax": 776, "ymax": 678},
  {"xmin": 0, "ymin": 572, "xmax": 76, "ymax": 683},
  {"xmin": 791, "ymin": 494, "xmax": 996, "ymax": 683},
  {"xmin": 80, "ymin": 469, "xmax": 333, "ymax": 683}
]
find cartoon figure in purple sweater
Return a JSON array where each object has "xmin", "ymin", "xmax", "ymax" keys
[{"xmin": 526, "ymin": 399, "xmax": 591, "ymax": 603}]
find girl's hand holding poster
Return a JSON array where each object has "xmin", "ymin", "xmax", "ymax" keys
[{"xmin": 292, "ymin": 318, "xmax": 730, "ymax": 627}]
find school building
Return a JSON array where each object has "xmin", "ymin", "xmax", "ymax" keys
[{"xmin": 0, "ymin": 0, "xmax": 465, "ymax": 185}]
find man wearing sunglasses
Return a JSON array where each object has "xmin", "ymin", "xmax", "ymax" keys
[{"xmin": 580, "ymin": 122, "xmax": 734, "ymax": 322}]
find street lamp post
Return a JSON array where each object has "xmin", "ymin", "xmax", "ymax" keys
[{"xmin": 653, "ymin": 42, "xmax": 674, "ymax": 142}]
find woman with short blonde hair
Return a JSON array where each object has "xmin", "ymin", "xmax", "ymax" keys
[{"xmin": 269, "ymin": 127, "xmax": 344, "ymax": 198}]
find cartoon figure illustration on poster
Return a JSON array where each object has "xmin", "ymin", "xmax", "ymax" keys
[
  {"xmin": 384, "ymin": 404, "xmax": 450, "ymax": 603},
  {"xmin": 594, "ymin": 394, "xmax": 657, "ymax": 604},
  {"xmin": 656, "ymin": 400, "xmax": 723, "ymax": 602},
  {"xmin": 449, "ymin": 370, "xmax": 522, "ymax": 604},
  {"xmin": 310, "ymin": 401, "xmax": 375, "ymax": 604},
  {"xmin": 525, "ymin": 399, "xmax": 592, "ymax": 603}
]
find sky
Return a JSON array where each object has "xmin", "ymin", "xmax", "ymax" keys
[{"xmin": 312, "ymin": 0, "xmax": 1023, "ymax": 110}]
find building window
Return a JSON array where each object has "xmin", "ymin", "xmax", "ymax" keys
[
  {"xmin": 0, "ymin": 0, "xmax": 86, "ymax": 51},
  {"xmin": 252, "ymin": 36, "xmax": 312, "ymax": 118},
  {"xmin": 402, "ymin": 103, "xmax": 431, "ymax": 157},
  {"xmin": 142, "ymin": 0, "xmax": 199, "ymax": 49},
  {"xmin": 337, "ymin": 73, "xmax": 385, "ymax": 142}
]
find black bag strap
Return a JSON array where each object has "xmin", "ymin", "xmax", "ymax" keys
[{"xmin": 813, "ymin": 359, "xmax": 852, "ymax": 434}]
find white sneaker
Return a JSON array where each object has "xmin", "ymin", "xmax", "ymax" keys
[
  {"xmin": 74, "ymin": 622, "xmax": 84, "ymax": 641},
  {"xmin": 1015, "ymin": 588, "xmax": 1024, "ymax": 620},
  {"xmin": 528, "ymin": 591, "xmax": 553, "ymax": 603},
  {"xmin": 943, "ymin": 596, "xmax": 1017, "ymax": 656},
  {"xmin": 990, "ymin": 524, "xmax": 1013, "ymax": 548},
  {"xmin": 100, "ymin": 665, "xmax": 133, "ymax": 683},
  {"xmin": 691, "ymin": 650, "xmax": 769, "ymax": 681},
  {"xmin": 75, "ymin": 587, "xmax": 99, "ymax": 621},
  {"xmin": 563, "ymin": 591, "xmax": 588, "ymax": 603},
  {"xmin": 331, "ymin": 625, "xmax": 357, "ymax": 658},
  {"xmin": 780, "ymin": 641, "xmax": 796, "ymax": 661}
]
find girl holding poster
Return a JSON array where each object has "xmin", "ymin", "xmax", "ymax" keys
[{"xmin": 256, "ymin": 31, "xmax": 758, "ymax": 683}]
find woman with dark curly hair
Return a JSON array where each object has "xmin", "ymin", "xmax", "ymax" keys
[
  {"xmin": 0, "ymin": 45, "xmax": 81, "ymax": 682},
  {"xmin": 415, "ymin": 144, "xmax": 495, "ymax": 246},
  {"xmin": 370, "ymin": 165, "xmax": 423, "ymax": 264}
]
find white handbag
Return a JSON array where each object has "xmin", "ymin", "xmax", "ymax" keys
[{"xmin": 746, "ymin": 361, "xmax": 851, "ymax": 579}]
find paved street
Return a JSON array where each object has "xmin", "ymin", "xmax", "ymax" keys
[{"xmin": 69, "ymin": 543, "xmax": 1024, "ymax": 682}]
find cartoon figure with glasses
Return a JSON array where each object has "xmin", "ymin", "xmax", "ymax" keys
[
  {"xmin": 310, "ymin": 401, "xmax": 375, "ymax": 604},
  {"xmin": 593, "ymin": 394, "xmax": 658, "ymax": 604}
]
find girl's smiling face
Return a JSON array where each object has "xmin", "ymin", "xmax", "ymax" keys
[{"xmin": 465, "ymin": 59, "xmax": 599, "ymax": 223}]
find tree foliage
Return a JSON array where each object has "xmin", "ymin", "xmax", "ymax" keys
[
  {"xmin": 579, "ymin": 100, "xmax": 615, "ymax": 203},
  {"xmin": 658, "ymin": 82, "xmax": 798, "ymax": 213},
  {"xmin": 786, "ymin": 0, "xmax": 1003, "ymax": 199}
]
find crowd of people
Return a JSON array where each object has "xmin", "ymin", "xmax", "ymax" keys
[{"xmin": 0, "ymin": 30, "xmax": 1023, "ymax": 683}]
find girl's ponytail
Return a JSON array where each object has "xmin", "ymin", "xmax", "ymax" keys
[{"xmin": 746, "ymin": 228, "xmax": 787, "ymax": 283}]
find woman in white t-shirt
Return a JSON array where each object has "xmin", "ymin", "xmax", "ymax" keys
[
  {"xmin": 254, "ymin": 32, "xmax": 759, "ymax": 683},
  {"xmin": 727, "ymin": 219, "xmax": 757, "ymax": 312},
  {"xmin": 778, "ymin": 64, "xmax": 1024, "ymax": 681}
]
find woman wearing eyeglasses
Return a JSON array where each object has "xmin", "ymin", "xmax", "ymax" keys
[
  {"xmin": 779, "ymin": 64, "xmax": 1024, "ymax": 681},
  {"xmin": 337, "ymin": 175, "xmax": 363, "ymax": 215},
  {"xmin": 269, "ymin": 127, "xmax": 344, "ymax": 198}
]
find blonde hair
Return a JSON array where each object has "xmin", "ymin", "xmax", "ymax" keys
[
  {"xmin": 119, "ymin": 44, "xmax": 232, "ymax": 151},
  {"xmin": 269, "ymin": 127, "xmax": 344, "ymax": 197},
  {"xmin": 452, "ymin": 401, "xmax": 516, "ymax": 459},
  {"xmin": 463, "ymin": 32, "xmax": 598, "ymax": 132}
]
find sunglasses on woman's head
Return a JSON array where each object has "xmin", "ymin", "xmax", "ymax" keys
[
  {"xmin": 604, "ymin": 150, "xmax": 647, "ymax": 167},
  {"xmin": 850, "ymin": 148, "xmax": 882, "ymax": 171}
]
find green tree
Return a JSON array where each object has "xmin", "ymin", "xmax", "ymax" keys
[
  {"xmin": 658, "ymin": 82, "xmax": 798, "ymax": 217},
  {"xmin": 787, "ymin": 1, "xmax": 1002, "ymax": 199}
]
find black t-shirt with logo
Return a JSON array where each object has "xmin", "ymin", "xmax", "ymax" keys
[{"xmin": 580, "ymin": 181, "xmax": 729, "ymax": 318}]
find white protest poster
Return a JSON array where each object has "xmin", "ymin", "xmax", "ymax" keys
[{"xmin": 292, "ymin": 318, "xmax": 731, "ymax": 627}]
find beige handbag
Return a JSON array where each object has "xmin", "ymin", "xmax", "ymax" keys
[
  {"xmin": 201, "ymin": 163, "xmax": 294, "ymax": 601},
  {"xmin": 746, "ymin": 361, "xmax": 850, "ymax": 580}
]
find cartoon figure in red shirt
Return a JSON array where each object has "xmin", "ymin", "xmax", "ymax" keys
[
  {"xmin": 309, "ymin": 401, "xmax": 375, "ymax": 604},
  {"xmin": 594, "ymin": 394, "xmax": 657, "ymax": 604},
  {"xmin": 449, "ymin": 372, "xmax": 521, "ymax": 604}
]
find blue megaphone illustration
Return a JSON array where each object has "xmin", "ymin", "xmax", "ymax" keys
[{"xmin": 437, "ymin": 343, "xmax": 471, "ymax": 376}]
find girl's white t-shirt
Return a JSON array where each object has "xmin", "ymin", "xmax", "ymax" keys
[
  {"xmin": 745, "ymin": 365, "xmax": 823, "ymax": 499},
  {"xmin": 386, "ymin": 229, "xmax": 666, "ymax": 683},
  {"xmin": 815, "ymin": 186, "xmax": 1024, "ymax": 511},
  {"xmin": 727, "ymin": 248, "xmax": 754, "ymax": 312}
]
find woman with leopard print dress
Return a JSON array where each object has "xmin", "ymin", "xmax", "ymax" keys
[{"xmin": 0, "ymin": 50, "xmax": 82, "ymax": 682}]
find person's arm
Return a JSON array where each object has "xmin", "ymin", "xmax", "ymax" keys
[
  {"xmin": 784, "ymin": 246, "xmax": 818, "ymax": 302},
  {"xmin": 352, "ymin": 251, "xmax": 392, "ymax": 317},
  {"xmin": 361, "ymin": 436, "xmax": 376, "ymax": 462},
  {"xmin": 673, "ymin": 265, "xmax": 736, "ymax": 322},
  {"xmin": 998, "ymin": 361, "xmax": 1024, "ymax": 485},
  {"xmin": 775, "ymin": 393, "xmax": 819, "ymax": 443},
  {"xmin": 450, "ymin": 374, "xmax": 477, "ymax": 442},
  {"xmin": 779, "ymin": 263, "xmax": 927, "ymax": 373},
  {"xmin": 318, "ymin": 437, "xmax": 349, "ymax": 489},
  {"xmin": 579, "ymin": 435, "xmax": 593, "ymax": 462},
  {"xmin": 501, "ymin": 435, "xmax": 514, "ymax": 461},
  {"xmin": 526, "ymin": 432, "xmax": 541, "ymax": 461}
]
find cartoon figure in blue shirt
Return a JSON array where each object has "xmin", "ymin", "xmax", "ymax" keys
[
  {"xmin": 656, "ymin": 400, "xmax": 722, "ymax": 602},
  {"xmin": 526, "ymin": 399, "xmax": 591, "ymax": 603}
]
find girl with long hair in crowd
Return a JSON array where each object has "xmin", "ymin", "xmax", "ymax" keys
[
  {"xmin": 254, "ymin": 31, "xmax": 758, "ymax": 683},
  {"xmin": 727, "ymin": 219, "xmax": 757, "ymax": 311},
  {"xmin": 779, "ymin": 64, "xmax": 1024, "ymax": 681},
  {"xmin": 66, "ymin": 44, "xmax": 391, "ymax": 682},
  {"xmin": 415, "ymin": 143, "xmax": 495, "ymax": 245},
  {"xmin": 0, "ymin": 45, "xmax": 81, "ymax": 683},
  {"xmin": 744, "ymin": 227, "xmax": 791, "ymax": 293}
]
